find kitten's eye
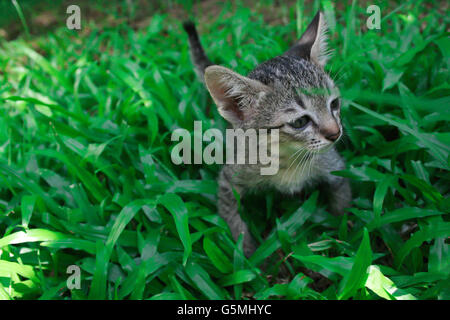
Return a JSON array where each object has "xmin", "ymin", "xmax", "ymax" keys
[
  {"xmin": 288, "ymin": 116, "xmax": 311, "ymax": 129},
  {"xmin": 330, "ymin": 98, "xmax": 340, "ymax": 111}
]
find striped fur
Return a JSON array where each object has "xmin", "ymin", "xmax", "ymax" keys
[
  {"xmin": 184, "ymin": 11, "xmax": 351, "ymax": 257},
  {"xmin": 183, "ymin": 21, "xmax": 212, "ymax": 82}
]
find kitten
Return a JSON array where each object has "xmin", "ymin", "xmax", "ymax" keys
[{"xmin": 183, "ymin": 11, "xmax": 351, "ymax": 257}]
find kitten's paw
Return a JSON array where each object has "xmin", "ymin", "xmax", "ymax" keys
[
  {"xmin": 329, "ymin": 178, "xmax": 352, "ymax": 215},
  {"xmin": 242, "ymin": 233, "xmax": 257, "ymax": 258}
]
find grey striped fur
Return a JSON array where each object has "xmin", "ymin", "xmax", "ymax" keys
[{"xmin": 184, "ymin": 12, "xmax": 351, "ymax": 257}]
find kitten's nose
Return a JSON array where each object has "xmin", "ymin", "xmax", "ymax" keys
[
  {"xmin": 321, "ymin": 125, "xmax": 341, "ymax": 142},
  {"xmin": 325, "ymin": 131, "xmax": 340, "ymax": 141}
]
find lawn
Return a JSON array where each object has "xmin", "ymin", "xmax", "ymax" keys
[{"xmin": 0, "ymin": 0, "xmax": 448, "ymax": 300}]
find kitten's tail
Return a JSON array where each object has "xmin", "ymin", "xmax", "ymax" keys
[{"xmin": 183, "ymin": 21, "xmax": 212, "ymax": 82}]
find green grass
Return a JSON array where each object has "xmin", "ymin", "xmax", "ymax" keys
[{"xmin": 0, "ymin": 0, "xmax": 449, "ymax": 300}]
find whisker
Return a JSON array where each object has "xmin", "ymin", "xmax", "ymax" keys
[
  {"xmin": 308, "ymin": 149, "xmax": 317, "ymax": 177},
  {"xmin": 287, "ymin": 146, "xmax": 306, "ymax": 161},
  {"xmin": 289, "ymin": 149, "xmax": 310, "ymax": 186},
  {"xmin": 282, "ymin": 148, "xmax": 306, "ymax": 184},
  {"xmin": 298, "ymin": 152, "xmax": 311, "ymax": 182}
]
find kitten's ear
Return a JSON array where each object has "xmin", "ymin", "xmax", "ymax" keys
[
  {"xmin": 204, "ymin": 65, "xmax": 270, "ymax": 124},
  {"xmin": 284, "ymin": 11, "xmax": 330, "ymax": 67}
]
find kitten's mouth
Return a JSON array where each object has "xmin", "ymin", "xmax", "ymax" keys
[
  {"xmin": 309, "ymin": 142, "xmax": 334, "ymax": 153},
  {"xmin": 282, "ymin": 140, "xmax": 325, "ymax": 156},
  {"xmin": 308, "ymin": 137, "xmax": 338, "ymax": 150},
  {"xmin": 281, "ymin": 134, "xmax": 339, "ymax": 160}
]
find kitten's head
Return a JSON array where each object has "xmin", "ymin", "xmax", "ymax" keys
[{"xmin": 204, "ymin": 11, "xmax": 342, "ymax": 152}]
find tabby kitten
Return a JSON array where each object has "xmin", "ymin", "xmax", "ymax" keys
[{"xmin": 183, "ymin": 11, "xmax": 351, "ymax": 257}]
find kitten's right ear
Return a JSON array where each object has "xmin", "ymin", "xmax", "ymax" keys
[
  {"xmin": 284, "ymin": 11, "xmax": 330, "ymax": 67},
  {"xmin": 204, "ymin": 65, "xmax": 270, "ymax": 125}
]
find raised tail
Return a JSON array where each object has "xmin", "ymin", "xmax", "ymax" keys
[{"xmin": 182, "ymin": 21, "xmax": 212, "ymax": 82}]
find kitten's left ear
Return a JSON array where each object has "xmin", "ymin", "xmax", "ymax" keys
[
  {"xmin": 284, "ymin": 11, "xmax": 330, "ymax": 67},
  {"xmin": 204, "ymin": 65, "xmax": 270, "ymax": 125}
]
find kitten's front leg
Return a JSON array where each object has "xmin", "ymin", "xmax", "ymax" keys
[
  {"xmin": 327, "ymin": 175, "xmax": 351, "ymax": 215},
  {"xmin": 322, "ymin": 149, "xmax": 352, "ymax": 215},
  {"xmin": 218, "ymin": 166, "xmax": 256, "ymax": 257}
]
